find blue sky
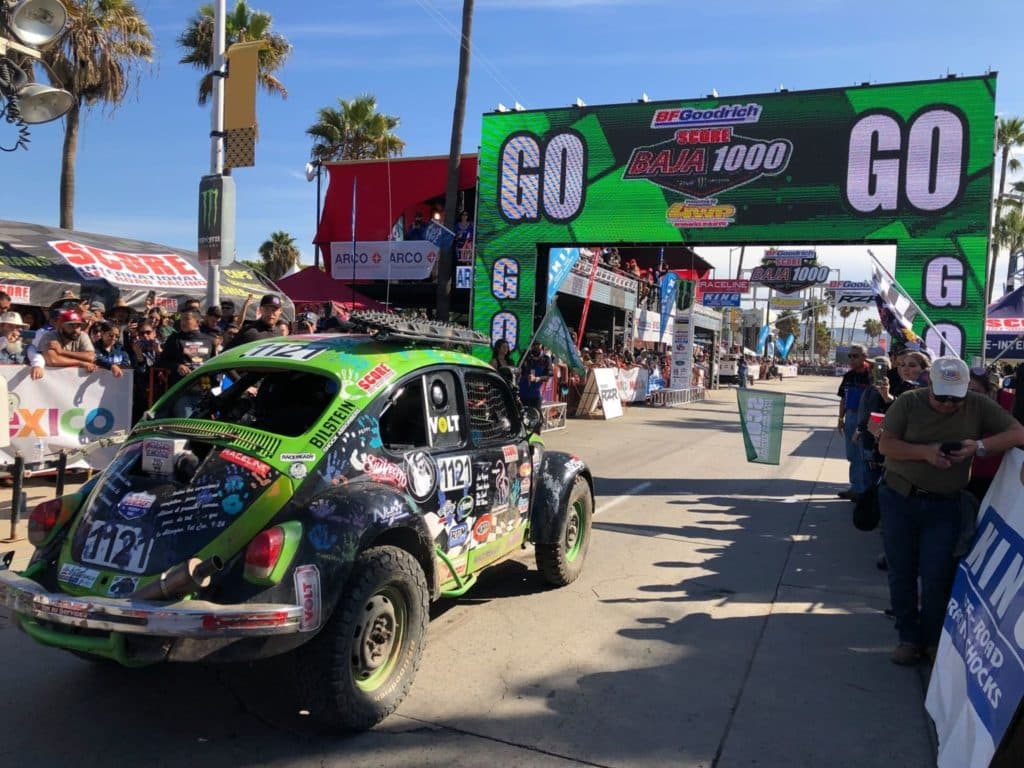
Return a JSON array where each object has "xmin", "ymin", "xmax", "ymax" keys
[{"xmin": 3, "ymin": 0, "xmax": 1023, "ymax": 287}]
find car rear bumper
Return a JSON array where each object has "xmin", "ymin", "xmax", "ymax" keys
[{"xmin": 0, "ymin": 569, "xmax": 305, "ymax": 638}]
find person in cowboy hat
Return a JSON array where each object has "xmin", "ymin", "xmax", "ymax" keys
[{"xmin": 0, "ymin": 311, "xmax": 38, "ymax": 367}]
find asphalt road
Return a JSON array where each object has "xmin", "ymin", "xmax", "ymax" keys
[{"xmin": 0, "ymin": 376, "xmax": 936, "ymax": 768}]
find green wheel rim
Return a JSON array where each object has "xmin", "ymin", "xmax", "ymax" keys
[
  {"xmin": 565, "ymin": 499, "xmax": 586, "ymax": 562},
  {"xmin": 352, "ymin": 585, "xmax": 407, "ymax": 692}
]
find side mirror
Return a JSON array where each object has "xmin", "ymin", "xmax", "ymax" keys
[{"xmin": 523, "ymin": 406, "xmax": 544, "ymax": 436}]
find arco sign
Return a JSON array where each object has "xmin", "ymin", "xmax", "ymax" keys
[{"xmin": 472, "ymin": 76, "xmax": 995, "ymax": 359}]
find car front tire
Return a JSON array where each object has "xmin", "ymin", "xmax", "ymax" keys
[{"xmin": 536, "ymin": 476, "xmax": 593, "ymax": 586}]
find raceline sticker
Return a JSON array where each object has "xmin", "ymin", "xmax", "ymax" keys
[
  {"xmin": 58, "ymin": 563, "xmax": 100, "ymax": 589},
  {"xmin": 221, "ymin": 449, "xmax": 271, "ymax": 478},
  {"xmin": 623, "ymin": 120, "xmax": 793, "ymax": 200}
]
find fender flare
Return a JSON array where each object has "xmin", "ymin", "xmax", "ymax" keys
[{"xmin": 530, "ymin": 450, "xmax": 593, "ymax": 547}]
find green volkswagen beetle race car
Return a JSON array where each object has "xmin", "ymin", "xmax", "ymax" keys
[{"xmin": 0, "ymin": 313, "xmax": 594, "ymax": 731}]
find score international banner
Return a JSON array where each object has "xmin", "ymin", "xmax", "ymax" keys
[
  {"xmin": 0, "ymin": 366, "xmax": 132, "ymax": 469},
  {"xmin": 472, "ymin": 76, "xmax": 994, "ymax": 361},
  {"xmin": 736, "ymin": 390, "xmax": 785, "ymax": 465},
  {"xmin": 926, "ymin": 448, "xmax": 1024, "ymax": 768}
]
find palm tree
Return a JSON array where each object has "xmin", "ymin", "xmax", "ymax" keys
[
  {"xmin": 42, "ymin": 0, "xmax": 154, "ymax": 229},
  {"xmin": 257, "ymin": 230, "xmax": 300, "ymax": 280},
  {"xmin": 306, "ymin": 94, "xmax": 404, "ymax": 162},
  {"xmin": 994, "ymin": 207, "xmax": 1024, "ymax": 294},
  {"xmin": 178, "ymin": 1, "xmax": 290, "ymax": 106},
  {"xmin": 437, "ymin": 0, "xmax": 474, "ymax": 322},
  {"xmin": 987, "ymin": 117, "xmax": 1024, "ymax": 302},
  {"xmin": 863, "ymin": 318, "xmax": 883, "ymax": 346},
  {"xmin": 837, "ymin": 305, "xmax": 856, "ymax": 346}
]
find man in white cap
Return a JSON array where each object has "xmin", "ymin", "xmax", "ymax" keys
[
  {"xmin": 0, "ymin": 311, "xmax": 42, "ymax": 371},
  {"xmin": 878, "ymin": 356, "xmax": 1024, "ymax": 666}
]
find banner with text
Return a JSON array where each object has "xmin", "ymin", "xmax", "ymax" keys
[
  {"xmin": 331, "ymin": 240, "xmax": 438, "ymax": 280},
  {"xmin": 736, "ymin": 389, "xmax": 786, "ymax": 465},
  {"xmin": 926, "ymin": 448, "xmax": 1024, "ymax": 768},
  {"xmin": 0, "ymin": 366, "xmax": 132, "ymax": 469}
]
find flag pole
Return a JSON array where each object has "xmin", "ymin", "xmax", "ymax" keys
[
  {"xmin": 867, "ymin": 249, "xmax": 953, "ymax": 357},
  {"xmin": 576, "ymin": 250, "xmax": 601, "ymax": 350},
  {"xmin": 351, "ymin": 177, "xmax": 358, "ymax": 313}
]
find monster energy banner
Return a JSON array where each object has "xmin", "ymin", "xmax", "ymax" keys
[
  {"xmin": 472, "ymin": 76, "xmax": 995, "ymax": 360},
  {"xmin": 198, "ymin": 174, "xmax": 236, "ymax": 264},
  {"xmin": 736, "ymin": 389, "xmax": 786, "ymax": 465}
]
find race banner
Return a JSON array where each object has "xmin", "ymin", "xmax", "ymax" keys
[
  {"xmin": 547, "ymin": 247, "xmax": 581, "ymax": 306},
  {"xmin": 926, "ymin": 448, "xmax": 1024, "ymax": 768},
  {"xmin": 660, "ymin": 272, "xmax": 680, "ymax": 337},
  {"xmin": 770, "ymin": 292, "xmax": 804, "ymax": 311},
  {"xmin": 736, "ymin": 389, "xmax": 785, "ymax": 465},
  {"xmin": 700, "ymin": 279, "xmax": 751, "ymax": 293},
  {"xmin": 702, "ymin": 292, "xmax": 741, "ymax": 308},
  {"xmin": 0, "ymin": 366, "xmax": 133, "ymax": 469},
  {"xmin": 827, "ymin": 280, "xmax": 875, "ymax": 308},
  {"xmin": 330, "ymin": 240, "xmax": 438, "ymax": 280}
]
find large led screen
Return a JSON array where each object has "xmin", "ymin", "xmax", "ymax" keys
[{"xmin": 472, "ymin": 76, "xmax": 995, "ymax": 360}]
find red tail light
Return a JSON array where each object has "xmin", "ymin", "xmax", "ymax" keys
[
  {"xmin": 28, "ymin": 499, "xmax": 62, "ymax": 546},
  {"xmin": 245, "ymin": 526, "xmax": 285, "ymax": 580}
]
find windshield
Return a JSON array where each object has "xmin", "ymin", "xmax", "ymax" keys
[{"xmin": 153, "ymin": 368, "xmax": 340, "ymax": 437}]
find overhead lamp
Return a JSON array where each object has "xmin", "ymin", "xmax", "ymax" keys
[
  {"xmin": 638, "ymin": 92, "xmax": 649, "ymax": 103},
  {"xmin": 495, "ymin": 102, "xmax": 509, "ymax": 113},
  {"xmin": 707, "ymin": 88, "xmax": 719, "ymax": 98},
  {"xmin": 513, "ymin": 101, "xmax": 525, "ymax": 112},
  {"xmin": 304, "ymin": 160, "xmax": 320, "ymax": 182},
  {"xmin": 15, "ymin": 82, "xmax": 74, "ymax": 124},
  {"xmin": 574, "ymin": 97, "xmax": 586, "ymax": 108},
  {"xmin": 8, "ymin": 0, "xmax": 68, "ymax": 48}
]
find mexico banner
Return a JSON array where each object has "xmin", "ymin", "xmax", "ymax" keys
[
  {"xmin": 1, "ymin": 366, "xmax": 133, "ymax": 469},
  {"xmin": 736, "ymin": 390, "xmax": 785, "ymax": 465},
  {"xmin": 926, "ymin": 448, "xmax": 1024, "ymax": 768}
]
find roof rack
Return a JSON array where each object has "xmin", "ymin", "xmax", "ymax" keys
[{"xmin": 347, "ymin": 311, "xmax": 490, "ymax": 349}]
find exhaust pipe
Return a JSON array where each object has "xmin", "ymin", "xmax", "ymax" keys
[{"xmin": 130, "ymin": 555, "xmax": 224, "ymax": 601}]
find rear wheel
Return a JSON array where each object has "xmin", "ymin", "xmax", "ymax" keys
[
  {"xmin": 297, "ymin": 546, "xmax": 429, "ymax": 732},
  {"xmin": 536, "ymin": 476, "xmax": 593, "ymax": 586}
]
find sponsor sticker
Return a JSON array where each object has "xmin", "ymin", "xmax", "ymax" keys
[
  {"xmin": 293, "ymin": 564, "xmax": 322, "ymax": 632},
  {"xmin": 456, "ymin": 495, "xmax": 475, "ymax": 521},
  {"xmin": 280, "ymin": 452, "xmax": 316, "ymax": 462},
  {"xmin": 438, "ymin": 455, "xmax": 472, "ymax": 492},
  {"xmin": 221, "ymin": 449, "xmax": 271, "ymax": 478},
  {"xmin": 107, "ymin": 575, "xmax": 139, "ymax": 597},
  {"xmin": 116, "ymin": 491, "xmax": 157, "ymax": 521},
  {"xmin": 473, "ymin": 513, "xmax": 493, "ymax": 543},
  {"xmin": 502, "ymin": 445, "xmax": 519, "ymax": 463},
  {"xmin": 357, "ymin": 362, "xmax": 395, "ymax": 393},
  {"xmin": 404, "ymin": 451, "xmax": 436, "ymax": 501},
  {"xmin": 363, "ymin": 454, "xmax": 409, "ymax": 491},
  {"xmin": 448, "ymin": 522, "xmax": 470, "ymax": 549},
  {"xmin": 289, "ymin": 462, "xmax": 308, "ymax": 480},
  {"xmin": 58, "ymin": 563, "xmax": 100, "ymax": 589},
  {"xmin": 428, "ymin": 414, "xmax": 462, "ymax": 437}
]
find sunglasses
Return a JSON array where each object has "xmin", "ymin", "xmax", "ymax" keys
[
  {"xmin": 931, "ymin": 393, "xmax": 965, "ymax": 404},
  {"xmin": 848, "ymin": 354, "xmax": 863, "ymax": 359}
]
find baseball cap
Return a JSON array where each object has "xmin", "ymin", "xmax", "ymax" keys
[
  {"xmin": 89, "ymin": 300, "xmax": 106, "ymax": 313},
  {"xmin": 299, "ymin": 312, "xmax": 318, "ymax": 325},
  {"xmin": 206, "ymin": 305, "xmax": 222, "ymax": 317},
  {"xmin": 930, "ymin": 357, "xmax": 969, "ymax": 398},
  {"xmin": 58, "ymin": 310, "xmax": 83, "ymax": 325},
  {"xmin": 0, "ymin": 311, "xmax": 27, "ymax": 327},
  {"xmin": 260, "ymin": 294, "xmax": 282, "ymax": 308}
]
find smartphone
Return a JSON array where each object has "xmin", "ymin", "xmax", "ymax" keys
[
  {"xmin": 940, "ymin": 441, "xmax": 963, "ymax": 454},
  {"xmin": 872, "ymin": 362, "xmax": 888, "ymax": 386}
]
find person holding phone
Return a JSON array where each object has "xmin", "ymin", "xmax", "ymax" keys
[{"xmin": 877, "ymin": 356, "xmax": 1024, "ymax": 666}]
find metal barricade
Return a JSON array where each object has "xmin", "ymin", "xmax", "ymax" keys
[{"xmin": 648, "ymin": 387, "xmax": 706, "ymax": 407}]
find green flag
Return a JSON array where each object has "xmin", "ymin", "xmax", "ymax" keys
[
  {"xmin": 736, "ymin": 389, "xmax": 786, "ymax": 465},
  {"xmin": 534, "ymin": 303, "xmax": 587, "ymax": 375}
]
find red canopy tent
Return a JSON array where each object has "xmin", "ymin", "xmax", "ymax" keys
[
  {"xmin": 315, "ymin": 154, "xmax": 478, "ymax": 265},
  {"xmin": 275, "ymin": 267, "xmax": 387, "ymax": 317}
]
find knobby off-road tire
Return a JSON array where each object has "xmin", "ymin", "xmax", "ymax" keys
[
  {"xmin": 297, "ymin": 545, "xmax": 429, "ymax": 731},
  {"xmin": 536, "ymin": 476, "xmax": 593, "ymax": 586}
]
